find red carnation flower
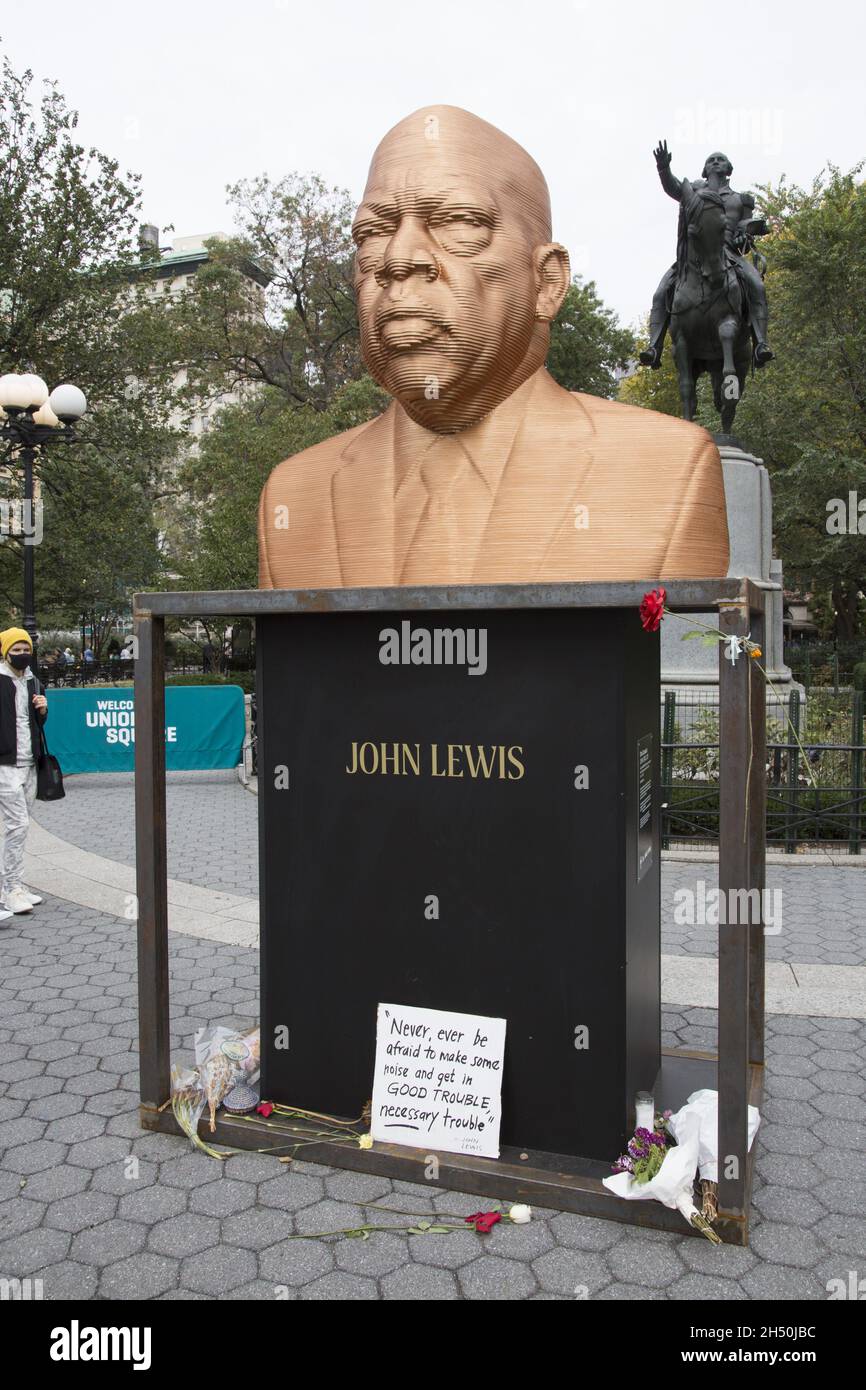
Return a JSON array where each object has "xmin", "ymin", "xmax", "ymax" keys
[
  {"xmin": 639, "ymin": 587, "xmax": 667, "ymax": 633},
  {"xmin": 465, "ymin": 1211, "xmax": 502, "ymax": 1234},
  {"xmin": 256, "ymin": 1102, "xmax": 274, "ymax": 1118}
]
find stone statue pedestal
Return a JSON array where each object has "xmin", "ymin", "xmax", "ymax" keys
[{"xmin": 661, "ymin": 441, "xmax": 791, "ymax": 696}]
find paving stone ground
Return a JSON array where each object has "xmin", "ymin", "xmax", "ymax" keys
[
  {"xmin": 32, "ymin": 773, "xmax": 866, "ymax": 964},
  {"xmin": 1, "ymin": 887, "xmax": 865, "ymax": 1301}
]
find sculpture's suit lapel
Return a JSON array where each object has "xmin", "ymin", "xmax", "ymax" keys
[
  {"xmin": 329, "ymin": 370, "xmax": 596, "ymax": 586},
  {"xmin": 471, "ymin": 371, "xmax": 596, "ymax": 582},
  {"xmin": 330, "ymin": 406, "xmax": 397, "ymax": 586}
]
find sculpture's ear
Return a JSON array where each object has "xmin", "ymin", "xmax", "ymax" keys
[{"xmin": 533, "ymin": 243, "xmax": 571, "ymax": 322}]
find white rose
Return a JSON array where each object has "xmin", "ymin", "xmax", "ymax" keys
[{"xmin": 509, "ymin": 1204, "xmax": 532, "ymax": 1224}]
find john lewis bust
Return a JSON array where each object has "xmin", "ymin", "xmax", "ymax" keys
[{"xmin": 258, "ymin": 106, "xmax": 729, "ymax": 588}]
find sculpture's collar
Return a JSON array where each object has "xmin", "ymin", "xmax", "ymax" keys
[{"xmin": 392, "ymin": 369, "xmax": 543, "ymax": 497}]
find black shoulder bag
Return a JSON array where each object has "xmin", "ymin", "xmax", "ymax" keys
[{"xmin": 30, "ymin": 678, "xmax": 65, "ymax": 801}]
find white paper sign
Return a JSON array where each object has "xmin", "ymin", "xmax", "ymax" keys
[{"xmin": 370, "ymin": 1002, "xmax": 506, "ymax": 1158}]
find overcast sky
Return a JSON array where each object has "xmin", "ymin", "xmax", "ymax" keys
[{"xmin": 3, "ymin": 0, "xmax": 865, "ymax": 328}]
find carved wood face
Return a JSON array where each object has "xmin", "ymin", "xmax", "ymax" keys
[{"xmin": 352, "ymin": 106, "xmax": 569, "ymax": 434}]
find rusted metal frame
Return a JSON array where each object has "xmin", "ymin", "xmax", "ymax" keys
[
  {"xmin": 716, "ymin": 586, "xmax": 766, "ymax": 1222},
  {"xmin": 134, "ymin": 578, "xmax": 751, "ymax": 620},
  {"xmin": 748, "ymin": 601, "xmax": 767, "ymax": 1069},
  {"xmin": 134, "ymin": 609, "xmax": 171, "ymax": 1110},
  {"xmin": 133, "ymin": 578, "xmax": 762, "ymax": 1242}
]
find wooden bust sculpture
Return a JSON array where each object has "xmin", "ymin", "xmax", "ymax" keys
[{"xmin": 258, "ymin": 106, "xmax": 729, "ymax": 588}]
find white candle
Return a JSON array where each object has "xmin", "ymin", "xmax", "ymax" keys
[{"xmin": 635, "ymin": 1091, "xmax": 655, "ymax": 1132}]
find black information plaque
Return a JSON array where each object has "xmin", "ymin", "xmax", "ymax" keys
[{"xmin": 258, "ymin": 605, "xmax": 661, "ymax": 1161}]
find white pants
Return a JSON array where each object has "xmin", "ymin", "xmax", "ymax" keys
[{"xmin": 0, "ymin": 763, "xmax": 36, "ymax": 898}]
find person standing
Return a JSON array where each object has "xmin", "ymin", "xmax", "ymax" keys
[{"xmin": 0, "ymin": 628, "xmax": 47, "ymax": 919}]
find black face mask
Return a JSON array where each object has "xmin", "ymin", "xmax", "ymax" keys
[{"xmin": 8, "ymin": 652, "xmax": 30, "ymax": 670}]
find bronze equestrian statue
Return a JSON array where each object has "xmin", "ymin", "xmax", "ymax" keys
[{"xmin": 640, "ymin": 141, "xmax": 774, "ymax": 435}]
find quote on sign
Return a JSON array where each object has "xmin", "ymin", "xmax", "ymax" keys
[{"xmin": 370, "ymin": 1002, "xmax": 506, "ymax": 1159}]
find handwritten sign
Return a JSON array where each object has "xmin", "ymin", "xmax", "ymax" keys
[{"xmin": 370, "ymin": 1002, "xmax": 506, "ymax": 1158}]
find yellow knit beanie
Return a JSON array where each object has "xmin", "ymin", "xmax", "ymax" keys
[{"xmin": 0, "ymin": 627, "xmax": 33, "ymax": 661}]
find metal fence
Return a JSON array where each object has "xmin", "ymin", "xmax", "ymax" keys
[{"xmin": 661, "ymin": 687, "xmax": 865, "ymax": 853}]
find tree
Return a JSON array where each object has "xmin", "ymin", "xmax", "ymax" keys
[
  {"xmin": 733, "ymin": 165, "xmax": 866, "ymax": 637},
  {"xmin": 0, "ymin": 47, "xmax": 180, "ymax": 632},
  {"xmin": 618, "ymin": 169, "xmax": 866, "ymax": 639},
  {"xmin": 546, "ymin": 277, "xmax": 635, "ymax": 397},
  {"xmin": 167, "ymin": 174, "xmax": 361, "ymax": 414},
  {"xmin": 772, "ymin": 447, "xmax": 866, "ymax": 640},
  {"xmin": 616, "ymin": 315, "xmax": 718, "ymax": 421},
  {"xmin": 174, "ymin": 375, "xmax": 387, "ymax": 594}
]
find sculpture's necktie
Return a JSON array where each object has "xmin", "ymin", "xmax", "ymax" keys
[{"xmin": 401, "ymin": 440, "xmax": 468, "ymax": 584}]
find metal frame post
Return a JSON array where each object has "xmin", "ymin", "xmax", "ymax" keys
[
  {"xmin": 717, "ymin": 590, "xmax": 766, "ymax": 1225},
  {"xmin": 134, "ymin": 609, "xmax": 171, "ymax": 1109}
]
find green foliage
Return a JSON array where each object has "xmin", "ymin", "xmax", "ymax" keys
[
  {"xmin": 166, "ymin": 173, "xmax": 361, "ymax": 411},
  {"xmin": 547, "ymin": 277, "xmax": 635, "ymax": 398},
  {"xmin": 166, "ymin": 671, "xmax": 255, "ymax": 695},
  {"xmin": 732, "ymin": 166, "xmax": 866, "ymax": 638},
  {"xmin": 616, "ymin": 314, "xmax": 715, "ymax": 420},
  {"xmin": 173, "ymin": 376, "xmax": 387, "ymax": 592},
  {"xmin": 0, "ymin": 46, "xmax": 181, "ymax": 642}
]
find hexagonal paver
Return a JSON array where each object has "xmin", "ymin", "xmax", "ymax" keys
[
  {"xmin": 459, "ymin": 1255, "xmax": 537, "ymax": 1300},
  {"xmin": 222, "ymin": 1208, "xmax": 294, "ymax": 1251},
  {"xmin": 37, "ymin": 1260, "xmax": 100, "ymax": 1301},
  {"xmin": 0, "ymin": 1196, "xmax": 46, "ymax": 1240},
  {"xmin": 71, "ymin": 1219, "xmax": 148, "ymax": 1266},
  {"xmin": 118, "ymin": 1185, "xmax": 188, "ymax": 1223},
  {"xmin": 381, "ymin": 1263, "xmax": 459, "ymax": 1299},
  {"xmin": 99, "ymin": 1251, "xmax": 179, "ymax": 1299},
  {"xmin": 179, "ymin": 1244, "xmax": 257, "ymax": 1295},
  {"xmin": 45, "ymin": 1191, "xmax": 119, "ymax": 1233},
  {"xmin": 90, "ymin": 1160, "xmax": 159, "ymax": 1196},
  {"xmin": 50, "ymin": 1113, "xmax": 109, "ymax": 1145},
  {"xmin": 3, "ymin": 1139, "xmax": 68, "ymax": 1175},
  {"xmin": 669, "ymin": 1273, "xmax": 747, "ymax": 1299},
  {"xmin": 294, "ymin": 1200, "xmax": 364, "ymax": 1237},
  {"xmin": 607, "ymin": 1237, "xmax": 685, "ymax": 1288},
  {"xmin": 66, "ymin": 1136, "xmax": 132, "ymax": 1170},
  {"xmin": 159, "ymin": 1152, "xmax": 225, "ymax": 1190},
  {"xmin": 0, "ymin": 1117, "xmax": 46, "ymax": 1148},
  {"xmin": 752, "ymin": 1187, "xmax": 826, "ymax": 1226},
  {"xmin": 595, "ymin": 1281, "xmax": 667, "ymax": 1300},
  {"xmin": 547, "ymin": 1211, "xmax": 625, "ymax": 1252},
  {"xmin": 532, "ymin": 1247, "xmax": 610, "ymax": 1297},
  {"xmin": 749, "ymin": 1222, "xmax": 826, "ymax": 1269},
  {"xmin": 0, "ymin": 1227, "xmax": 71, "ymax": 1274},
  {"xmin": 300, "ymin": 1271, "xmax": 379, "ymax": 1300},
  {"xmin": 484, "ymin": 1218, "xmax": 555, "ymax": 1260},
  {"xmin": 324, "ymin": 1171, "xmax": 393, "ymax": 1205},
  {"xmin": 259, "ymin": 1238, "xmax": 334, "ymax": 1287},
  {"xmin": 680, "ymin": 1239, "xmax": 756, "ymax": 1277},
  {"xmin": 740, "ymin": 1265, "xmax": 827, "ymax": 1299},
  {"xmin": 148, "ymin": 1212, "xmax": 220, "ymax": 1259},
  {"xmin": 335, "ymin": 1231, "xmax": 410, "ymax": 1277},
  {"xmin": 410, "ymin": 1228, "xmax": 480, "ymax": 1268},
  {"xmin": 17, "ymin": 1165, "xmax": 90, "ymax": 1203},
  {"xmin": 188, "ymin": 1179, "xmax": 255, "ymax": 1218},
  {"xmin": 24, "ymin": 1093, "xmax": 84, "ymax": 1122}
]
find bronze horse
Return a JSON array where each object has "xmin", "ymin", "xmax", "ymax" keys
[{"xmin": 669, "ymin": 181, "xmax": 753, "ymax": 435}]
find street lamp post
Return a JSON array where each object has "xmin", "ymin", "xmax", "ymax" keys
[{"xmin": 0, "ymin": 373, "xmax": 87, "ymax": 672}]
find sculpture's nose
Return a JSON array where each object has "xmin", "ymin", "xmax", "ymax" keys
[{"xmin": 374, "ymin": 215, "xmax": 440, "ymax": 288}]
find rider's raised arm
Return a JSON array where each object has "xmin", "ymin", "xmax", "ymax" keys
[
  {"xmin": 653, "ymin": 139, "xmax": 683, "ymax": 201},
  {"xmin": 658, "ymin": 162, "xmax": 683, "ymax": 201}
]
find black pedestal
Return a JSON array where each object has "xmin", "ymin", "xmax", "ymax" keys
[{"xmin": 258, "ymin": 605, "xmax": 660, "ymax": 1161}]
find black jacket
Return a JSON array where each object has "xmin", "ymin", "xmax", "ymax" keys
[{"xmin": 0, "ymin": 672, "xmax": 48, "ymax": 766}]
